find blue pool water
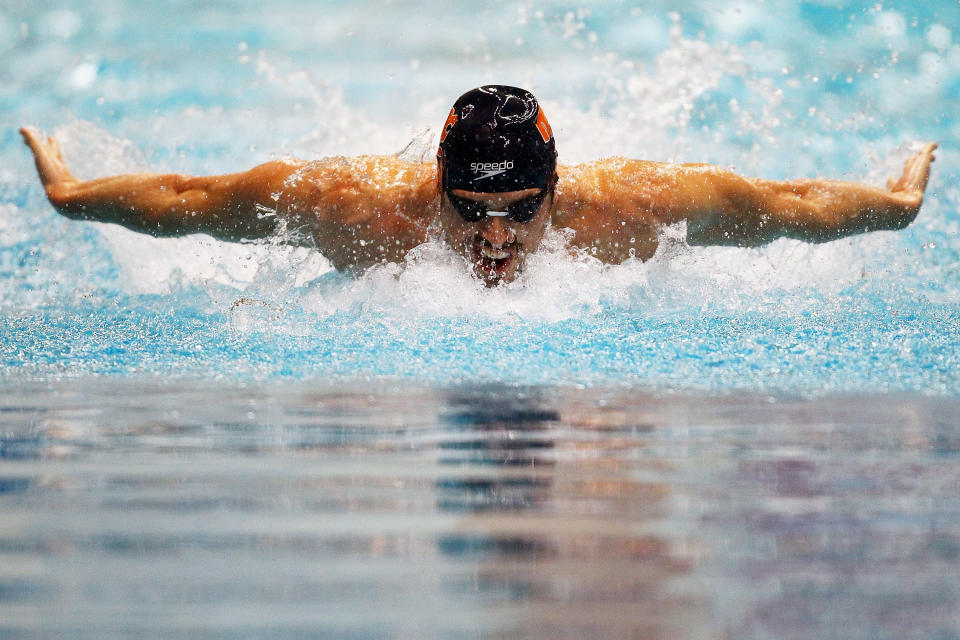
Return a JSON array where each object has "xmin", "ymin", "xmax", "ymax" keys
[
  {"xmin": 1, "ymin": 1, "xmax": 959, "ymax": 637},
  {"xmin": 1, "ymin": 0, "xmax": 958, "ymax": 392}
]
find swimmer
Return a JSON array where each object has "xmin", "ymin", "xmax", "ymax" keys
[{"xmin": 20, "ymin": 85, "xmax": 937, "ymax": 286}]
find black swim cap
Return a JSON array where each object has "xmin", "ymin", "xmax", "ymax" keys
[{"xmin": 438, "ymin": 85, "xmax": 557, "ymax": 194}]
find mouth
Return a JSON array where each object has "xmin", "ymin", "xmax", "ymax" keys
[{"xmin": 471, "ymin": 239, "xmax": 518, "ymax": 283}]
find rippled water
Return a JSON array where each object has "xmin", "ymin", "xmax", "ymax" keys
[{"xmin": 2, "ymin": 381, "xmax": 958, "ymax": 638}]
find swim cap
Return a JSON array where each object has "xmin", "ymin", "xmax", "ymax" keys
[{"xmin": 438, "ymin": 85, "xmax": 557, "ymax": 194}]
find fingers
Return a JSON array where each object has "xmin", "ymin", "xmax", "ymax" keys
[
  {"xmin": 20, "ymin": 126, "xmax": 76, "ymax": 187},
  {"xmin": 891, "ymin": 142, "xmax": 938, "ymax": 195},
  {"xmin": 20, "ymin": 127, "xmax": 69, "ymax": 165},
  {"xmin": 19, "ymin": 127, "xmax": 59, "ymax": 161},
  {"xmin": 49, "ymin": 136, "xmax": 64, "ymax": 161},
  {"xmin": 912, "ymin": 142, "xmax": 938, "ymax": 170},
  {"xmin": 19, "ymin": 128, "xmax": 62, "ymax": 156},
  {"xmin": 19, "ymin": 126, "xmax": 42, "ymax": 151},
  {"xmin": 912, "ymin": 142, "xmax": 936, "ymax": 192}
]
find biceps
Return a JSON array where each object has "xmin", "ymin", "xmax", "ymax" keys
[{"xmin": 642, "ymin": 169, "xmax": 740, "ymax": 224}]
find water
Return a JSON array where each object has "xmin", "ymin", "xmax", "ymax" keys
[
  {"xmin": 2, "ymin": 381, "xmax": 959, "ymax": 639},
  {"xmin": 1, "ymin": 2, "xmax": 958, "ymax": 391},
  {"xmin": 1, "ymin": 1, "xmax": 959, "ymax": 637}
]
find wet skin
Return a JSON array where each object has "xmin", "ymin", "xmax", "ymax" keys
[
  {"xmin": 439, "ymin": 188, "xmax": 553, "ymax": 286},
  {"xmin": 19, "ymin": 127, "xmax": 938, "ymax": 287}
]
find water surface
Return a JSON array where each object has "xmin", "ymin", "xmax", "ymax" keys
[{"xmin": 2, "ymin": 380, "xmax": 958, "ymax": 638}]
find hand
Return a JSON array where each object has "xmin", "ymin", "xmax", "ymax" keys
[
  {"xmin": 20, "ymin": 127, "xmax": 77, "ymax": 191},
  {"xmin": 886, "ymin": 142, "xmax": 938, "ymax": 207}
]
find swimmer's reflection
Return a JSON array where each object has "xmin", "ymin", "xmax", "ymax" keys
[
  {"xmin": 433, "ymin": 389, "xmax": 702, "ymax": 639},
  {"xmin": 435, "ymin": 391, "xmax": 556, "ymax": 514}
]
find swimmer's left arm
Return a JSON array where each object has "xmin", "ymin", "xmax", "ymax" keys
[
  {"xmin": 662, "ymin": 143, "xmax": 938, "ymax": 246},
  {"xmin": 556, "ymin": 145, "xmax": 937, "ymax": 259}
]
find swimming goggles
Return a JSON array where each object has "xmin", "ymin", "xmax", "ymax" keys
[{"xmin": 447, "ymin": 190, "xmax": 548, "ymax": 223}]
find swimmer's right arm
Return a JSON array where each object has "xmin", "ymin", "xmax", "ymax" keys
[
  {"xmin": 20, "ymin": 128, "xmax": 437, "ymax": 265},
  {"xmin": 20, "ymin": 127, "xmax": 302, "ymax": 242}
]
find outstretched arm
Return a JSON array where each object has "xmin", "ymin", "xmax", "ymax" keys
[
  {"xmin": 20, "ymin": 127, "xmax": 298, "ymax": 242},
  {"xmin": 20, "ymin": 127, "xmax": 437, "ymax": 268},
  {"xmin": 680, "ymin": 143, "xmax": 937, "ymax": 246},
  {"xmin": 554, "ymin": 144, "xmax": 936, "ymax": 261}
]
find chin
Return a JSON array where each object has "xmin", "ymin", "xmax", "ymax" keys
[
  {"xmin": 473, "ymin": 261, "xmax": 518, "ymax": 286},
  {"xmin": 471, "ymin": 246, "xmax": 521, "ymax": 286}
]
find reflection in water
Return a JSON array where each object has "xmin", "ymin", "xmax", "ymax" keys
[
  {"xmin": 433, "ymin": 389, "xmax": 697, "ymax": 639},
  {"xmin": 436, "ymin": 391, "xmax": 556, "ymax": 514},
  {"xmin": 0, "ymin": 380, "xmax": 958, "ymax": 639}
]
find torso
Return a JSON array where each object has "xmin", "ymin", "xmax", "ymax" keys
[{"xmin": 286, "ymin": 156, "xmax": 679, "ymax": 269}]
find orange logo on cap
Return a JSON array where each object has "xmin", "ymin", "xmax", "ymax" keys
[
  {"xmin": 535, "ymin": 108, "xmax": 553, "ymax": 143},
  {"xmin": 440, "ymin": 108, "xmax": 458, "ymax": 143}
]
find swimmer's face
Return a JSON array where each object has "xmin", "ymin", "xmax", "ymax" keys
[{"xmin": 439, "ymin": 187, "xmax": 554, "ymax": 286}]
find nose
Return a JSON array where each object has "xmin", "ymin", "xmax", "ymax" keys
[{"xmin": 480, "ymin": 216, "xmax": 515, "ymax": 248}]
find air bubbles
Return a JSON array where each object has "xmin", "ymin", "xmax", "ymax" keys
[
  {"xmin": 39, "ymin": 10, "xmax": 82, "ymax": 40},
  {"xmin": 918, "ymin": 52, "xmax": 946, "ymax": 78},
  {"xmin": 0, "ymin": 14, "xmax": 16, "ymax": 53},
  {"xmin": 68, "ymin": 62, "xmax": 98, "ymax": 90},
  {"xmin": 949, "ymin": 46, "xmax": 960, "ymax": 71},
  {"xmin": 874, "ymin": 10, "xmax": 906, "ymax": 39},
  {"xmin": 516, "ymin": 6, "xmax": 528, "ymax": 26},
  {"xmin": 925, "ymin": 24, "xmax": 951, "ymax": 52}
]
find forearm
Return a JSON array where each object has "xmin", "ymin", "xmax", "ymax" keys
[
  {"xmin": 45, "ymin": 162, "xmax": 296, "ymax": 242},
  {"xmin": 687, "ymin": 176, "xmax": 922, "ymax": 246}
]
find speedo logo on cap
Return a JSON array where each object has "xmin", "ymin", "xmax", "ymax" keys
[{"xmin": 470, "ymin": 160, "xmax": 514, "ymax": 181}]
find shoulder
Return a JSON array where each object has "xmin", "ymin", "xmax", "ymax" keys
[
  {"xmin": 281, "ymin": 155, "xmax": 438, "ymax": 231},
  {"xmin": 289, "ymin": 156, "xmax": 436, "ymax": 201},
  {"xmin": 554, "ymin": 157, "xmax": 729, "ymax": 219},
  {"xmin": 553, "ymin": 157, "xmax": 676, "ymax": 221}
]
